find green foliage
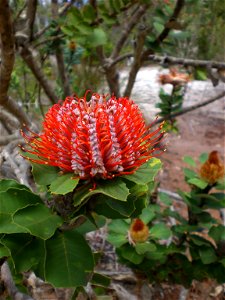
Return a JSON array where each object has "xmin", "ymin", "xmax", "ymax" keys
[
  {"xmin": 0, "ymin": 157, "xmax": 162, "ymax": 288},
  {"xmin": 156, "ymin": 86, "xmax": 185, "ymax": 132},
  {"xmin": 107, "ymin": 152, "xmax": 225, "ymax": 286}
]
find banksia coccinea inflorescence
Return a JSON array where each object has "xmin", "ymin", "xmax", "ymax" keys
[
  {"xmin": 200, "ymin": 151, "xmax": 224, "ymax": 185},
  {"xmin": 21, "ymin": 92, "xmax": 164, "ymax": 181}
]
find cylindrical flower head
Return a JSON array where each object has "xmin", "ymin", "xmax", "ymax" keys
[
  {"xmin": 129, "ymin": 218, "xmax": 149, "ymax": 243},
  {"xmin": 200, "ymin": 151, "xmax": 224, "ymax": 184},
  {"xmin": 21, "ymin": 92, "xmax": 164, "ymax": 180}
]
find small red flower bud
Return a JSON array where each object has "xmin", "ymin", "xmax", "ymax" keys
[
  {"xmin": 129, "ymin": 218, "xmax": 149, "ymax": 243},
  {"xmin": 200, "ymin": 151, "xmax": 224, "ymax": 184}
]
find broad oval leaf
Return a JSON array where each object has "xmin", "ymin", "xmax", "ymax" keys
[
  {"xmin": 1, "ymin": 234, "xmax": 44, "ymax": 272},
  {"xmin": 32, "ymin": 163, "xmax": 59, "ymax": 186},
  {"xmin": 49, "ymin": 173, "xmax": 79, "ymax": 195},
  {"xmin": 13, "ymin": 204, "xmax": 63, "ymax": 240},
  {"xmin": 0, "ymin": 189, "xmax": 42, "ymax": 234},
  {"xmin": 73, "ymin": 178, "xmax": 129, "ymax": 207},
  {"xmin": 150, "ymin": 223, "xmax": 171, "ymax": 240},
  {"xmin": 44, "ymin": 230, "xmax": 94, "ymax": 287},
  {"xmin": 120, "ymin": 244, "xmax": 144, "ymax": 264},
  {"xmin": 0, "ymin": 179, "xmax": 30, "ymax": 192},
  {"xmin": 135, "ymin": 242, "xmax": 156, "ymax": 255},
  {"xmin": 183, "ymin": 155, "xmax": 196, "ymax": 167},
  {"xmin": 122, "ymin": 158, "xmax": 162, "ymax": 185},
  {"xmin": 188, "ymin": 178, "xmax": 208, "ymax": 189}
]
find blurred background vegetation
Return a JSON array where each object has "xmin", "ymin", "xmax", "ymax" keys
[{"xmin": 6, "ymin": 0, "xmax": 225, "ymax": 120}]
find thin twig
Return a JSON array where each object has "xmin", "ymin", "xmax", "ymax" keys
[
  {"xmin": 13, "ymin": 1, "xmax": 27, "ymax": 22},
  {"xmin": 0, "ymin": 132, "xmax": 20, "ymax": 145},
  {"xmin": 141, "ymin": 0, "xmax": 185, "ymax": 60},
  {"xmin": 33, "ymin": 34, "xmax": 65, "ymax": 48},
  {"xmin": 155, "ymin": 90, "xmax": 225, "ymax": 124},
  {"xmin": 0, "ymin": 0, "xmax": 31, "ymax": 125},
  {"xmin": 147, "ymin": 55, "xmax": 225, "ymax": 69},
  {"xmin": 33, "ymin": 0, "xmax": 76, "ymax": 40},
  {"xmin": 26, "ymin": 0, "xmax": 38, "ymax": 41},
  {"xmin": 111, "ymin": 4, "xmax": 149, "ymax": 59},
  {"xmin": 1, "ymin": 262, "xmax": 34, "ymax": 300},
  {"xmin": 20, "ymin": 45, "xmax": 58, "ymax": 104}
]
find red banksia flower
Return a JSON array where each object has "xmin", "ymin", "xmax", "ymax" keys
[
  {"xmin": 21, "ymin": 92, "xmax": 164, "ymax": 180},
  {"xmin": 200, "ymin": 151, "xmax": 224, "ymax": 184},
  {"xmin": 129, "ymin": 219, "xmax": 149, "ymax": 243}
]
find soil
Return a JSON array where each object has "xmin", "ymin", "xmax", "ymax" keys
[{"xmin": 159, "ymin": 104, "xmax": 225, "ymax": 193}]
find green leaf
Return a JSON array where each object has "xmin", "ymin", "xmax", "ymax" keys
[
  {"xmin": 107, "ymin": 233, "xmax": 128, "ymax": 247},
  {"xmin": 135, "ymin": 242, "xmax": 156, "ymax": 254},
  {"xmin": 153, "ymin": 22, "xmax": 164, "ymax": 34},
  {"xmin": 188, "ymin": 178, "xmax": 208, "ymax": 189},
  {"xmin": 31, "ymin": 163, "xmax": 59, "ymax": 186},
  {"xmin": 122, "ymin": 158, "xmax": 162, "ymax": 185},
  {"xmin": 108, "ymin": 219, "xmax": 130, "ymax": 234},
  {"xmin": 150, "ymin": 223, "xmax": 171, "ymax": 240},
  {"xmin": 76, "ymin": 22, "xmax": 93, "ymax": 35},
  {"xmin": 159, "ymin": 192, "xmax": 173, "ymax": 206},
  {"xmin": 183, "ymin": 167, "xmax": 197, "ymax": 179},
  {"xmin": 195, "ymin": 68, "xmax": 207, "ymax": 81},
  {"xmin": 200, "ymin": 194, "xmax": 225, "ymax": 209},
  {"xmin": 73, "ymin": 178, "xmax": 129, "ymax": 207},
  {"xmin": 61, "ymin": 26, "xmax": 74, "ymax": 37},
  {"xmin": 199, "ymin": 248, "xmax": 217, "ymax": 264},
  {"xmin": 106, "ymin": 195, "xmax": 135, "ymax": 217},
  {"xmin": 0, "ymin": 243, "xmax": 10, "ymax": 259},
  {"xmin": 82, "ymin": 4, "xmax": 96, "ymax": 23},
  {"xmin": 68, "ymin": 7, "xmax": 83, "ymax": 24},
  {"xmin": 209, "ymin": 225, "xmax": 225, "ymax": 243},
  {"xmin": 121, "ymin": 245, "xmax": 144, "ymax": 264},
  {"xmin": 1, "ymin": 234, "xmax": 44, "ymax": 272},
  {"xmin": 91, "ymin": 272, "xmax": 110, "ymax": 287},
  {"xmin": 76, "ymin": 214, "xmax": 106, "ymax": 235},
  {"xmin": 0, "ymin": 189, "xmax": 41, "ymax": 234},
  {"xmin": 214, "ymin": 178, "xmax": 225, "ymax": 190},
  {"xmin": 0, "ymin": 179, "xmax": 30, "ymax": 192},
  {"xmin": 88, "ymin": 28, "xmax": 107, "ymax": 47},
  {"xmin": 44, "ymin": 230, "xmax": 94, "ymax": 287},
  {"xmin": 139, "ymin": 207, "xmax": 156, "ymax": 224},
  {"xmin": 183, "ymin": 156, "xmax": 196, "ymax": 167},
  {"xmin": 199, "ymin": 153, "xmax": 208, "ymax": 164},
  {"xmin": 49, "ymin": 173, "xmax": 79, "ymax": 195},
  {"xmin": 13, "ymin": 204, "xmax": 63, "ymax": 240}
]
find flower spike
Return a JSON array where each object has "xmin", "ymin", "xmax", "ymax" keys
[{"xmin": 21, "ymin": 92, "xmax": 165, "ymax": 180}]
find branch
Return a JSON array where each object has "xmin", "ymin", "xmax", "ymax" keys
[
  {"xmin": 111, "ymin": 4, "xmax": 149, "ymax": 59},
  {"xmin": 155, "ymin": 91, "xmax": 225, "ymax": 124},
  {"xmin": 0, "ymin": 108, "xmax": 20, "ymax": 133},
  {"xmin": 26, "ymin": 0, "xmax": 38, "ymax": 41},
  {"xmin": 51, "ymin": 0, "xmax": 71, "ymax": 97},
  {"xmin": 155, "ymin": 0, "xmax": 185, "ymax": 45},
  {"xmin": 147, "ymin": 55, "xmax": 225, "ymax": 69},
  {"xmin": 14, "ymin": 1, "xmax": 27, "ymax": 22},
  {"xmin": 0, "ymin": 132, "xmax": 20, "ymax": 145},
  {"xmin": 20, "ymin": 45, "xmax": 58, "ymax": 104},
  {"xmin": 33, "ymin": 33, "xmax": 65, "ymax": 48},
  {"xmin": 142, "ymin": 0, "xmax": 185, "ymax": 59},
  {"xmin": 0, "ymin": 0, "xmax": 31, "ymax": 125},
  {"xmin": 123, "ymin": 26, "xmax": 148, "ymax": 97},
  {"xmin": 34, "ymin": 0, "xmax": 76, "ymax": 40},
  {"xmin": 1, "ymin": 262, "xmax": 34, "ymax": 300}
]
